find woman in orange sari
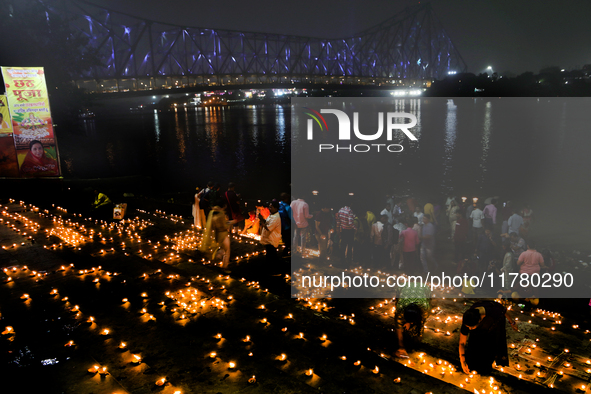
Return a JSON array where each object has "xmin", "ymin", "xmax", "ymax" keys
[{"xmin": 20, "ymin": 140, "xmax": 58, "ymax": 176}]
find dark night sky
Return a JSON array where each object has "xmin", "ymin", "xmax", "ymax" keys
[{"xmin": 89, "ymin": 0, "xmax": 591, "ymax": 75}]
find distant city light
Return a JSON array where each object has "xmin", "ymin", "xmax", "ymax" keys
[{"xmin": 390, "ymin": 89, "xmax": 423, "ymax": 97}]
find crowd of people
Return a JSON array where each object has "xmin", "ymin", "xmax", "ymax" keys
[
  {"xmin": 286, "ymin": 194, "xmax": 553, "ymax": 298},
  {"xmin": 193, "ymin": 182, "xmax": 289, "ymax": 271},
  {"xmin": 191, "ymin": 187, "xmax": 551, "ymax": 297}
]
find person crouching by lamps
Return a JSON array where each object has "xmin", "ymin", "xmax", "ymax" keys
[
  {"xmin": 458, "ymin": 300, "xmax": 518, "ymax": 375},
  {"xmin": 91, "ymin": 190, "xmax": 113, "ymax": 220},
  {"xmin": 394, "ymin": 283, "xmax": 431, "ymax": 358}
]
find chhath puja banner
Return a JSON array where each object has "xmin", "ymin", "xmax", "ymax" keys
[{"xmin": 1, "ymin": 66, "xmax": 60, "ymax": 177}]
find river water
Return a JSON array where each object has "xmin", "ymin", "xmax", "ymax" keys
[{"xmin": 60, "ymin": 96, "xmax": 591, "ymax": 250}]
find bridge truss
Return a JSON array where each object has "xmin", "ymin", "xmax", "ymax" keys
[{"xmin": 46, "ymin": 0, "xmax": 467, "ymax": 92}]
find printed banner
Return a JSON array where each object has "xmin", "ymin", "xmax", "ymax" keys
[
  {"xmin": 0, "ymin": 95, "xmax": 13, "ymax": 136},
  {"xmin": 1, "ymin": 66, "xmax": 60, "ymax": 177}
]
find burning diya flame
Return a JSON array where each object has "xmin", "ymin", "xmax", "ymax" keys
[
  {"xmin": 101, "ymin": 329, "xmax": 110, "ymax": 335},
  {"xmin": 354, "ymin": 360, "xmax": 361, "ymax": 366},
  {"xmin": 99, "ymin": 367, "xmax": 108, "ymax": 375},
  {"xmin": 340, "ymin": 356, "xmax": 347, "ymax": 361},
  {"xmin": 155, "ymin": 377, "xmax": 166, "ymax": 386},
  {"xmin": 119, "ymin": 342, "xmax": 127, "ymax": 349},
  {"xmin": 279, "ymin": 354, "xmax": 287, "ymax": 361},
  {"xmin": 20, "ymin": 293, "xmax": 30, "ymax": 299},
  {"xmin": 88, "ymin": 365, "xmax": 100, "ymax": 374},
  {"xmin": 215, "ymin": 333, "xmax": 222, "ymax": 339},
  {"xmin": 65, "ymin": 340, "xmax": 74, "ymax": 347},
  {"xmin": 305, "ymin": 369, "xmax": 313, "ymax": 376},
  {"xmin": 132, "ymin": 354, "xmax": 141, "ymax": 363},
  {"xmin": 2, "ymin": 326, "xmax": 14, "ymax": 335},
  {"xmin": 393, "ymin": 377, "xmax": 401, "ymax": 383},
  {"xmin": 228, "ymin": 362, "xmax": 236, "ymax": 369},
  {"xmin": 372, "ymin": 366, "xmax": 379, "ymax": 374},
  {"xmin": 248, "ymin": 375, "xmax": 256, "ymax": 384},
  {"xmin": 209, "ymin": 352, "xmax": 217, "ymax": 359}
]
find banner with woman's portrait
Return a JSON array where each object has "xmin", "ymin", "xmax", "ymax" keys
[{"xmin": 1, "ymin": 67, "xmax": 61, "ymax": 177}]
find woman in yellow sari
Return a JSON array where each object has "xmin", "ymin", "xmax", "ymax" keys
[{"xmin": 200, "ymin": 201, "xmax": 236, "ymax": 269}]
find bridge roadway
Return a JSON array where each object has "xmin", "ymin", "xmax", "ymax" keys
[{"xmin": 84, "ymin": 82, "xmax": 420, "ymax": 99}]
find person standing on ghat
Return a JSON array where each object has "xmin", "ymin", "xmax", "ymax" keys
[
  {"xmin": 507, "ymin": 209, "xmax": 524, "ymax": 237},
  {"xmin": 500, "ymin": 201, "xmax": 513, "ymax": 236},
  {"xmin": 336, "ymin": 203, "xmax": 356, "ymax": 267},
  {"xmin": 423, "ymin": 200, "xmax": 437, "ymax": 226},
  {"xmin": 370, "ymin": 214, "xmax": 385, "ymax": 268},
  {"xmin": 483, "ymin": 199, "xmax": 497, "ymax": 231},
  {"xmin": 224, "ymin": 182, "xmax": 244, "ymax": 230},
  {"xmin": 199, "ymin": 181, "xmax": 214, "ymax": 218},
  {"xmin": 208, "ymin": 183, "xmax": 221, "ymax": 214},
  {"xmin": 447, "ymin": 200, "xmax": 460, "ymax": 238},
  {"xmin": 192, "ymin": 187, "xmax": 204, "ymax": 229},
  {"xmin": 291, "ymin": 195, "xmax": 312, "ymax": 256},
  {"xmin": 470, "ymin": 202, "xmax": 485, "ymax": 244},
  {"xmin": 278, "ymin": 193, "xmax": 293, "ymax": 256},
  {"xmin": 399, "ymin": 218, "xmax": 420, "ymax": 273},
  {"xmin": 313, "ymin": 203, "xmax": 332, "ymax": 261},
  {"xmin": 419, "ymin": 214, "xmax": 437, "ymax": 272},
  {"xmin": 259, "ymin": 200, "xmax": 282, "ymax": 270},
  {"xmin": 453, "ymin": 211, "xmax": 470, "ymax": 263}
]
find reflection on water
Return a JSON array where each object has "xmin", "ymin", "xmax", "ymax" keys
[
  {"xmin": 153, "ymin": 110, "xmax": 161, "ymax": 142},
  {"xmin": 479, "ymin": 101, "xmax": 492, "ymax": 188},
  {"xmin": 442, "ymin": 99, "xmax": 457, "ymax": 193},
  {"xmin": 67, "ymin": 98, "xmax": 591, "ymax": 248},
  {"xmin": 173, "ymin": 109, "xmax": 186, "ymax": 162}
]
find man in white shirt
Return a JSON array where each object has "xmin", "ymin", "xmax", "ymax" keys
[
  {"xmin": 413, "ymin": 206, "xmax": 424, "ymax": 225},
  {"xmin": 470, "ymin": 204, "xmax": 485, "ymax": 244},
  {"xmin": 260, "ymin": 200, "xmax": 282, "ymax": 267}
]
